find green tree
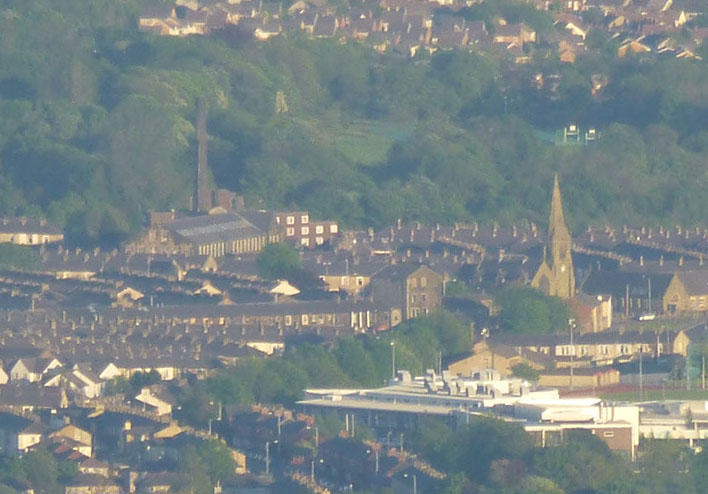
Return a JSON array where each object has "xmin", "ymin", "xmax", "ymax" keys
[
  {"xmin": 335, "ymin": 338, "xmax": 379, "ymax": 387},
  {"xmin": 256, "ymin": 243, "xmax": 301, "ymax": 280},
  {"xmin": 532, "ymin": 431, "xmax": 632, "ymax": 493},
  {"xmin": 129, "ymin": 370, "xmax": 162, "ymax": 393},
  {"xmin": 510, "ymin": 363, "xmax": 540, "ymax": 381},
  {"xmin": 197, "ymin": 440, "xmax": 237, "ymax": 483},
  {"xmin": 22, "ymin": 447, "xmax": 60, "ymax": 494},
  {"xmin": 497, "ymin": 286, "xmax": 570, "ymax": 334}
]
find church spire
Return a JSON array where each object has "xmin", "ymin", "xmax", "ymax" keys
[
  {"xmin": 531, "ymin": 173, "xmax": 575, "ymax": 299},
  {"xmin": 548, "ymin": 174, "xmax": 569, "ymax": 241}
]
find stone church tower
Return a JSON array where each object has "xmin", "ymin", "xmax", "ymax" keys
[{"xmin": 531, "ymin": 174, "xmax": 575, "ymax": 299}]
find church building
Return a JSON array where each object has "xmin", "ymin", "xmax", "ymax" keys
[{"xmin": 531, "ymin": 174, "xmax": 575, "ymax": 299}]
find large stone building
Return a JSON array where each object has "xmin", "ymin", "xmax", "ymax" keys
[
  {"xmin": 125, "ymin": 211, "xmax": 282, "ymax": 257},
  {"xmin": 532, "ymin": 175, "xmax": 575, "ymax": 299},
  {"xmin": 369, "ymin": 264, "xmax": 444, "ymax": 326}
]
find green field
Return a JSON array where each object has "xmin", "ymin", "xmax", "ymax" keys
[{"xmin": 299, "ymin": 118, "xmax": 415, "ymax": 165}]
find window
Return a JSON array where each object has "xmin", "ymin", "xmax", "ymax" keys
[
  {"xmin": 302, "ymin": 314, "xmax": 309, "ymax": 325},
  {"xmin": 285, "ymin": 315, "xmax": 293, "ymax": 325},
  {"xmin": 276, "ymin": 217, "xmax": 281, "ymax": 224},
  {"xmin": 316, "ymin": 237, "xmax": 324, "ymax": 245},
  {"xmin": 603, "ymin": 431, "xmax": 614, "ymax": 438},
  {"xmin": 286, "ymin": 216, "xmax": 295, "ymax": 225},
  {"xmin": 301, "ymin": 238, "xmax": 310, "ymax": 246},
  {"xmin": 286, "ymin": 227, "xmax": 295, "ymax": 236},
  {"xmin": 410, "ymin": 278, "xmax": 418, "ymax": 288},
  {"xmin": 330, "ymin": 225, "xmax": 338, "ymax": 233},
  {"xmin": 316, "ymin": 225, "xmax": 324, "ymax": 234},
  {"xmin": 420, "ymin": 276, "xmax": 427, "ymax": 288},
  {"xmin": 411, "ymin": 294, "xmax": 417, "ymax": 303},
  {"xmin": 357, "ymin": 277, "xmax": 364, "ymax": 286},
  {"xmin": 301, "ymin": 215, "xmax": 309, "ymax": 224},
  {"xmin": 301, "ymin": 226, "xmax": 310, "ymax": 235}
]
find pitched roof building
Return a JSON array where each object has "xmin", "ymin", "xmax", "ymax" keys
[
  {"xmin": 532, "ymin": 175, "xmax": 575, "ymax": 299},
  {"xmin": 663, "ymin": 270, "xmax": 708, "ymax": 314}
]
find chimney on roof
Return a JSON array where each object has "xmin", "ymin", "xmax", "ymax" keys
[
  {"xmin": 679, "ymin": 256, "xmax": 684, "ymax": 266},
  {"xmin": 659, "ymin": 255, "xmax": 664, "ymax": 266},
  {"xmin": 397, "ymin": 218, "xmax": 402, "ymax": 230},
  {"xmin": 20, "ymin": 217, "xmax": 26, "ymax": 226}
]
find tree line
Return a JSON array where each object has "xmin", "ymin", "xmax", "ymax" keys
[{"xmin": 3, "ymin": 1, "xmax": 708, "ymax": 246}]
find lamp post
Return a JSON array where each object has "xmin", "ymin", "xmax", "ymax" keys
[
  {"xmin": 391, "ymin": 340, "xmax": 396, "ymax": 379},
  {"xmin": 404, "ymin": 473, "xmax": 417, "ymax": 494},
  {"xmin": 266, "ymin": 440, "xmax": 277, "ymax": 476},
  {"xmin": 265, "ymin": 441, "xmax": 270, "ymax": 476},
  {"xmin": 366, "ymin": 448, "xmax": 380, "ymax": 474},
  {"xmin": 569, "ymin": 318, "xmax": 576, "ymax": 392},
  {"xmin": 311, "ymin": 426, "xmax": 319, "ymax": 454},
  {"xmin": 208, "ymin": 400, "xmax": 221, "ymax": 437}
]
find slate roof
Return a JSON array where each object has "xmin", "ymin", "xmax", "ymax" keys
[
  {"xmin": 0, "ymin": 218, "xmax": 62, "ymax": 235},
  {"xmin": 371, "ymin": 263, "xmax": 438, "ymax": 281},
  {"xmin": 0, "ymin": 385, "xmax": 65, "ymax": 408},
  {"xmin": 168, "ymin": 214, "xmax": 266, "ymax": 245},
  {"xmin": 675, "ymin": 270, "xmax": 708, "ymax": 295}
]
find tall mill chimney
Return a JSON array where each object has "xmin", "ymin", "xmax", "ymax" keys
[{"xmin": 194, "ymin": 98, "xmax": 212, "ymax": 213}]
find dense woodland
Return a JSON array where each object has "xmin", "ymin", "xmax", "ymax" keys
[
  {"xmin": 407, "ymin": 419, "xmax": 708, "ymax": 494},
  {"xmin": 3, "ymin": 0, "xmax": 708, "ymax": 246}
]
